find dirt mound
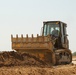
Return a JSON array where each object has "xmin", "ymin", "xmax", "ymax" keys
[
  {"xmin": 0, "ymin": 52, "xmax": 76, "ymax": 75},
  {"xmin": 0, "ymin": 65, "xmax": 76, "ymax": 75},
  {"xmin": 0, "ymin": 51, "xmax": 47, "ymax": 67}
]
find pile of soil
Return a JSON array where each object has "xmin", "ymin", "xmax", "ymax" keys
[
  {"xmin": 0, "ymin": 51, "xmax": 47, "ymax": 67},
  {"xmin": 0, "ymin": 52, "xmax": 76, "ymax": 75}
]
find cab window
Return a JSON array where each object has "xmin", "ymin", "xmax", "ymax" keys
[{"xmin": 43, "ymin": 22, "xmax": 60, "ymax": 36}]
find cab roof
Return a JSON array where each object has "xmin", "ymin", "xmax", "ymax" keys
[{"xmin": 43, "ymin": 21, "xmax": 67, "ymax": 25}]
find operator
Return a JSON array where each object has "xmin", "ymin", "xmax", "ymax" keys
[
  {"xmin": 51, "ymin": 27, "xmax": 60, "ymax": 49},
  {"xmin": 52, "ymin": 28, "xmax": 59, "ymax": 37}
]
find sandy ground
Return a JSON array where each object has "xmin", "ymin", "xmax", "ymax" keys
[
  {"xmin": 0, "ymin": 56, "xmax": 76, "ymax": 75},
  {"xmin": 0, "ymin": 65, "xmax": 76, "ymax": 75},
  {"xmin": 72, "ymin": 61, "xmax": 76, "ymax": 64},
  {"xmin": 72, "ymin": 56, "xmax": 76, "ymax": 64}
]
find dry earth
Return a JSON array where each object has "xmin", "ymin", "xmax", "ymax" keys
[
  {"xmin": 72, "ymin": 56, "xmax": 76, "ymax": 64},
  {"xmin": 0, "ymin": 65, "xmax": 76, "ymax": 75},
  {"xmin": 0, "ymin": 56, "xmax": 76, "ymax": 75}
]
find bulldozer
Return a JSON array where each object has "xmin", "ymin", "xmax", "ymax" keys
[{"xmin": 11, "ymin": 21, "xmax": 72, "ymax": 65}]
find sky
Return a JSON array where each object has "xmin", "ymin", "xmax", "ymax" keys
[{"xmin": 0, "ymin": 0, "xmax": 76, "ymax": 52}]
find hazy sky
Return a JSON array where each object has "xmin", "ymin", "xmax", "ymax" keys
[{"xmin": 0, "ymin": 0, "xmax": 76, "ymax": 52}]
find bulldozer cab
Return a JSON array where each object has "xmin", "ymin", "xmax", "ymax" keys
[{"xmin": 42, "ymin": 21, "xmax": 69, "ymax": 49}]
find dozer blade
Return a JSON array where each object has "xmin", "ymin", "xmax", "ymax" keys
[
  {"xmin": 11, "ymin": 34, "xmax": 53, "ymax": 52},
  {"xmin": 11, "ymin": 34, "xmax": 56, "ymax": 65}
]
